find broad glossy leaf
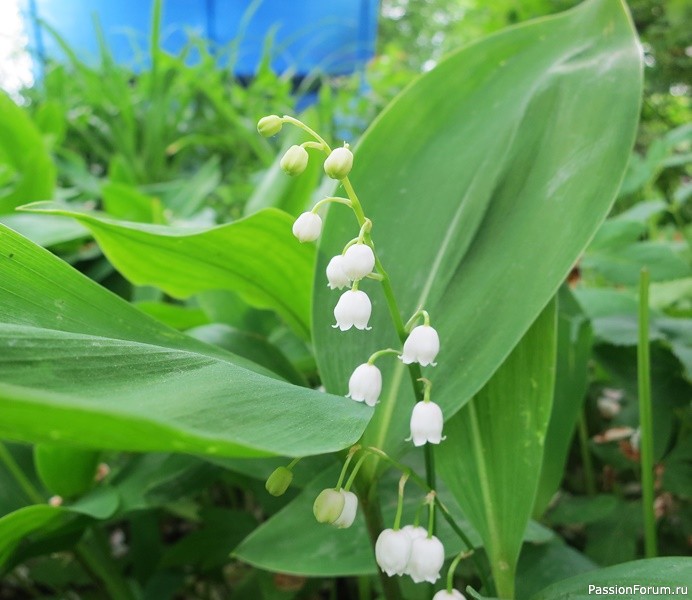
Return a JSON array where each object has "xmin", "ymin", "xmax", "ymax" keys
[
  {"xmin": 23, "ymin": 203, "xmax": 314, "ymax": 338},
  {"xmin": 437, "ymin": 300, "xmax": 557, "ymax": 599},
  {"xmin": 313, "ymin": 0, "xmax": 642, "ymax": 462},
  {"xmin": 0, "ymin": 93, "xmax": 56, "ymax": 212},
  {"xmin": 530, "ymin": 557, "xmax": 692, "ymax": 600},
  {"xmin": 0, "ymin": 224, "xmax": 370, "ymax": 458}
]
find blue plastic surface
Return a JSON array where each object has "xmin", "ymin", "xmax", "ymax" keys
[{"xmin": 22, "ymin": 0, "xmax": 379, "ymax": 76}]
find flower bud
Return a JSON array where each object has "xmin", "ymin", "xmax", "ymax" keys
[
  {"xmin": 407, "ymin": 535, "xmax": 445, "ymax": 584},
  {"xmin": 433, "ymin": 590, "xmax": 466, "ymax": 600},
  {"xmin": 292, "ymin": 212, "xmax": 322, "ymax": 242},
  {"xmin": 333, "ymin": 290, "xmax": 372, "ymax": 331},
  {"xmin": 347, "ymin": 363, "xmax": 382, "ymax": 406},
  {"xmin": 257, "ymin": 115, "xmax": 283, "ymax": 137},
  {"xmin": 375, "ymin": 528, "xmax": 412, "ymax": 576},
  {"xmin": 399, "ymin": 325, "xmax": 440, "ymax": 366},
  {"xmin": 333, "ymin": 490, "xmax": 358, "ymax": 529},
  {"xmin": 313, "ymin": 489, "xmax": 345, "ymax": 524},
  {"xmin": 324, "ymin": 146, "xmax": 353, "ymax": 180},
  {"xmin": 281, "ymin": 145, "xmax": 309, "ymax": 176},
  {"xmin": 326, "ymin": 255, "xmax": 351, "ymax": 290},
  {"xmin": 265, "ymin": 466, "xmax": 293, "ymax": 497},
  {"xmin": 343, "ymin": 244, "xmax": 375, "ymax": 281},
  {"xmin": 408, "ymin": 401, "xmax": 445, "ymax": 446}
]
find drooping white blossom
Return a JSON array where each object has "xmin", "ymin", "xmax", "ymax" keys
[
  {"xmin": 333, "ymin": 491, "xmax": 358, "ymax": 529},
  {"xmin": 343, "ymin": 244, "xmax": 376, "ymax": 281},
  {"xmin": 402, "ymin": 525, "xmax": 428, "ymax": 576},
  {"xmin": 292, "ymin": 212, "xmax": 322, "ymax": 242},
  {"xmin": 324, "ymin": 146, "xmax": 354, "ymax": 180},
  {"xmin": 407, "ymin": 401, "xmax": 445, "ymax": 446},
  {"xmin": 399, "ymin": 325, "xmax": 440, "ymax": 366},
  {"xmin": 333, "ymin": 290, "xmax": 372, "ymax": 331},
  {"xmin": 280, "ymin": 144, "xmax": 309, "ymax": 176},
  {"xmin": 347, "ymin": 363, "xmax": 382, "ymax": 406},
  {"xmin": 375, "ymin": 528, "xmax": 412, "ymax": 577},
  {"xmin": 407, "ymin": 535, "xmax": 445, "ymax": 584},
  {"xmin": 326, "ymin": 255, "xmax": 351, "ymax": 289}
]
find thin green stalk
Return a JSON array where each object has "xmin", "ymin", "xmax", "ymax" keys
[
  {"xmin": 0, "ymin": 443, "xmax": 44, "ymax": 504},
  {"xmin": 638, "ymin": 268, "xmax": 658, "ymax": 558},
  {"xmin": 578, "ymin": 413, "xmax": 597, "ymax": 496}
]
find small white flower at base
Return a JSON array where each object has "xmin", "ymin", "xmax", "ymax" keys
[
  {"xmin": 326, "ymin": 255, "xmax": 351, "ymax": 290},
  {"xmin": 343, "ymin": 244, "xmax": 375, "ymax": 281},
  {"xmin": 347, "ymin": 363, "xmax": 382, "ymax": 406},
  {"xmin": 333, "ymin": 490, "xmax": 358, "ymax": 529},
  {"xmin": 375, "ymin": 529, "xmax": 412, "ymax": 577},
  {"xmin": 407, "ymin": 535, "xmax": 445, "ymax": 584},
  {"xmin": 597, "ymin": 396, "xmax": 620, "ymax": 419},
  {"xmin": 433, "ymin": 590, "xmax": 466, "ymax": 600},
  {"xmin": 407, "ymin": 401, "xmax": 445, "ymax": 446},
  {"xmin": 399, "ymin": 325, "xmax": 440, "ymax": 366},
  {"xmin": 324, "ymin": 146, "xmax": 354, "ymax": 180},
  {"xmin": 292, "ymin": 212, "xmax": 322, "ymax": 242},
  {"xmin": 333, "ymin": 290, "xmax": 372, "ymax": 331},
  {"xmin": 402, "ymin": 525, "xmax": 428, "ymax": 576}
]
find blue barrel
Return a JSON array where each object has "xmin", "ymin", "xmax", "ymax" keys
[{"xmin": 22, "ymin": 0, "xmax": 379, "ymax": 77}]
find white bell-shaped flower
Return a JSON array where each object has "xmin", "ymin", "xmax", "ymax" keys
[
  {"xmin": 407, "ymin": 535, "xmax": 445, "ymax": 584},
  {"xmin": 343, "ymin": 244, "xmax": 375, "ymax": 281},
  {"xmin": 407, "ymin": 401, "xmax": 445, "ymax": 446},
  {"xmin": 433, "ymin": 590, "xmax": 466, "ymax": 600},
  {"xmin": 402, "ymin": 525, "xmax": 428, "ymax": 575},
  {"xmin": 399, "ymin": 325, "xmax": 440, "ymax": 366},
  {"xmin": 292, "ymin": 212, "xmax": 322, "ymax": 243},
  {"xmin": 326, "ymin": 255, "xmax": 351, "ymax": 290},
  {"xmin": 324, "ymin": 146, "xmax": 354, "ymax": 180},
  {"xmin": 347, "ymin": 363, "xmax": 382, "ymax": 406},
  {"xmin": 333, "ymin": 290, "xmax": 372, "ymax": 331},
  {"xmin": 375, "ymin": 528, "xmax": 412, "ymax": 577},
  {"xmin": 333, "ymin": 490, "xmax": 358, "ymax": 529}
]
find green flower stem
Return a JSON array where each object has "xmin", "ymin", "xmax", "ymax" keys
[
  {"xmin": 367, "ymin": 348, "xmax": 401, "ymax": 365},
  {"xmin": 345, "ymin": 452, "xmax": 371, "ymax": 491},
  {"xmin": 426, "ymin": 493, "xmax": 436, "ymax": 538},
  {"xmin": 405, "ymin": 309, "xmax": 431, "ymax": 331},
  {"xmin": 393, "ymin": 474, "xmax": 409, "ymax": 530},
  {"xmin": 446, "ymin": 551, "xmax": 469, "ymax": 593},
  {"xmin": 287, "ymin": 457, "xmax": 301, "ymax": 470},
  {"xmin": 282, "ymin": 115, "xmax": 331, "ymax": 152},
  {"xmin": 336, "ymin": 447, "xmax": 359, "ymax": 490},
  {"xmin": 638, "ymin": 268, "xmax": 658, "ymax": 558},
  {"xmin": 0, "ymin": 442, "xmax": 44, "ymax": 504},
  {"xmin": 311, "ymin": 196, "xmax": 353, "ymax": 213}
]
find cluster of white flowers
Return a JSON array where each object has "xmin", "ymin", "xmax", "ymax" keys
[
  {"xmin": 376, "ymin": 525, "xmax": 445, "ymax": 583},
  {"xmin": 259, "ymin": 115, "xmax": 465, "ymax": 597}
]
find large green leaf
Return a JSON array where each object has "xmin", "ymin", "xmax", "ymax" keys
[
  {"xmin": 530, "ymin": 557, "xmax": 692, "ymax": 600},
  {"xmin": 312, "ymin": 0, "xmax": 642, "ymax": 462},
  {"xmin": 0, "ymin": 224, "xmax": 370, "ymax": 457},
  {"xmin": 22, "ymin": 203, "xmax": 314, "ymax": 338},
  {"xmin": 437, "ymin": 300, "xmax": 557, "ymax": 599},
  {"xmin": 0, "ymin": 93, "xmax": 56, "ymax": 213}
]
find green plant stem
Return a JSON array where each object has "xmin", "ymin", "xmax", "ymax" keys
[
  {"xmin": 0, "ymin": 442, "xmax": 44, "ymax": 504},
  {"xmin": 577, "ymin": 413, "xmax": 597, "ymax": 496},
  {"xmin": 638, "ymin": 268, "xmax": 658, "ymax": 558}
]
